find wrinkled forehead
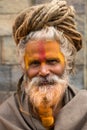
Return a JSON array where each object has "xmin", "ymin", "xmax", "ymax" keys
[{"xmin": 25, "ymin": 39, "xmax": 61, "ymax": 55}]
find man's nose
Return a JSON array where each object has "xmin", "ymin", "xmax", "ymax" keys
[{"xmin": 39, "ymin": 62, "xmax": 50, "ymax": 77}]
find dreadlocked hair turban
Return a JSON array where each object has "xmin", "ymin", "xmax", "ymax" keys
[{"xmin": 13, "ymin": 0, "xmax": 82, "ymax": 51}]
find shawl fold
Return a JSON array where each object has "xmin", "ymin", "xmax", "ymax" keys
[{"xmin": 0, "ymin": 86, "xmax": 87, "ymax": 130}]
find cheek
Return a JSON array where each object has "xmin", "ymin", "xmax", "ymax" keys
[
  {"xmin": 27, "ymin": 68, "xmax": 39, "ymax": 79},
  {"xmin": 52, "ymin": 64, "xmax": 65, "ymax": 76}
]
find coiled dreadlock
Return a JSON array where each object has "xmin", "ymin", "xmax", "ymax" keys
[{"xmin": 13, "ymin": 0, "xmax": 82, "ymax": 51}]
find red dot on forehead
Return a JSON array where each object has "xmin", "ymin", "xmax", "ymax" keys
[{"xmin": 38, "ymin": 40, "xmax": 46, "ymax": 61}]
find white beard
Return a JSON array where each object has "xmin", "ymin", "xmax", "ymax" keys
[{"xmin": 24, "ymin": 72, "xmax": 68, "ymax": 110}]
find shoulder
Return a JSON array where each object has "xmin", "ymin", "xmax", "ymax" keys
[
  {"xmin": 64, "ymin": 85, "xmax": 87, "ymax": 105},
  {"xmin": 70, "ymin": 84, "xmax": 87, "ymax": 98},
  {"xmin": 69, "ymin": 85, "xmax": 87, "ymax": 100},
  {"xmin": 0, "ymin": 93, "xmax": 19, "ymax": 118},
  {"xmin": 76, "ymin": 89, "xmax": 87, "ymax": 102},
  {"xmin": 68, "ymin": 86, "xmax": 87, "ymax": 109},
  {"xmin": 0, "ymin": 93, "xmax": 25, "ymax": 129}
]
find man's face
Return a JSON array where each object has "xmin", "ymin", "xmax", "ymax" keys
[
  {"xmin": 24, "ymin": 40, "xmax": 65, "ymax": 79},
  {"xmin": 24, "ymin": 39, "xmax": 68, "ymax": 108}
]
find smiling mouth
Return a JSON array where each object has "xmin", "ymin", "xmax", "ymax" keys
[{"xmin": 38, "ymin": 80, "xmax": 56, "ymax": 86}]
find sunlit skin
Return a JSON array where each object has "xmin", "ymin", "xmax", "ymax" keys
[{"xmin": 24, "ymin": 39, "xmax": 65, "ymax": 79}]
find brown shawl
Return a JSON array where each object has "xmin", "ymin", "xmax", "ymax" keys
[{"xmin": 0, "ymin": 86, "xmax": 87, "ymax": 130}]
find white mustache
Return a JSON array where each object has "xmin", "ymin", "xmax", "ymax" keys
[{"xmin": 27, "ymin": 74, "xmax": 68, "ymax": 90}]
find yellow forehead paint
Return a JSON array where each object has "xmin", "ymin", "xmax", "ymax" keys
[
  {"xmin": 44, "ymin": 40, "xmax": 65, "ymax": 66},
  {"xmin": 24, "ymin": 53, "xmax": 29, "ymax": 70}
]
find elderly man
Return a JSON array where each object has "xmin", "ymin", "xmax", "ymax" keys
[{"xmin": 0, "ymin": 0, "xmax": 87, "ymax": 130}]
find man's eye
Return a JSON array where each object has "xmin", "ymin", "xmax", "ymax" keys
[
  {"xmin": 46, "ymin": 59, "xmax": 60, "ymax": 65},
  {"xmin": 29, "ymin": 61, "xmax": 40, "ymax": 67}
]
